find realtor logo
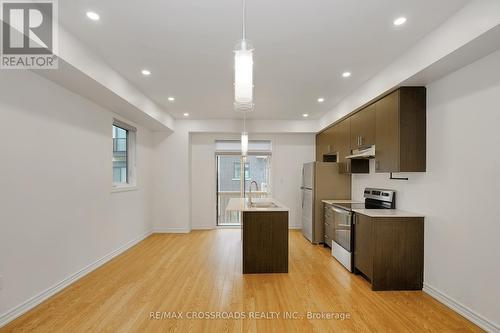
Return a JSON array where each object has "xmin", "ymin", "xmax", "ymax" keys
[{"xmin": 1, "ymin": 0, "xmax": 58, "ymax": 69}]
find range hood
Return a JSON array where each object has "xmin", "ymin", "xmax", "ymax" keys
[{"xmin": 346, "ymin": 145, "xmax": 376, "ymax": 159}]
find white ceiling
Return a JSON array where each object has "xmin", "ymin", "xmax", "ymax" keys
[{"xmin": 59, "ymin": 0, "xmax": 469, "ymax": 120}]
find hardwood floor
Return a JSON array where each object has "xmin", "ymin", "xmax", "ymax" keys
[{"xmin": 1, "ymin": 230, "xmax": 482, "ymax": 332}]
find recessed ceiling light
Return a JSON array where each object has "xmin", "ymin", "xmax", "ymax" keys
[
  {"xmin": 342, "ymin": 72, "xmax": 352, "ymax": 78},
  {"xmin": 317, "ymin": 98, "xmax": 325, "ymax": 103},
  {"xmin": 168, "ymin": 97, "xmax": 175, "ymax": 102},
  {"xmin": 302, "ymin": 113, "xmax": 309, "ymax": 118},
  {"xmin": 141, "ymin": 69, "xmax": 151, "ymax": 76},
  {"xmin": 183, "ymin": 113, "xmax": 189, "ymax": 117},
  {"xmin": 86, "ymin": 11, "xmax": 100, "ymax": 21},
  {"xmin": 393, "ymin": 17, "xmax": 407, "ymax": 26}
]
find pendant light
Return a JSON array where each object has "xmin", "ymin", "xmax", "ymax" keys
[
  {"xmin": 241, "ymin": 113, "xmax": 248, "ymax": 156},
  {"xmin": 234, "ymin": 0, "xmax": 254, "ymax": 112}
]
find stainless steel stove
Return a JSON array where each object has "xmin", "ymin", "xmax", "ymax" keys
[{"xmin": 330, "ymin": 188, "xmax": 396, "ymax": 272}]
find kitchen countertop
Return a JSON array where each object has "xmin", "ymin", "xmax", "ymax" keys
[
  {"xmin": 352, "ymin": 209, "xmax": 424, "ymax": 218},
  {"xmin": 226, "ymin": 197, "xmax": 289, "ymax": 212},
  {"xmin": 322, "ymin": 199, "xmax": 363, "ymax": 205}
]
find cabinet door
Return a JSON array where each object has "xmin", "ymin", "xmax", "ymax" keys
[
  {"xmin": 335, "ymin": 118, "xmax": 351, "ymax": 174},
  {"xmin": 375, "ymin": 91, "xmax": 399, "ymax": 172},
  {"xmin": 316, "ymin": 127, "xmax": 336, "ymax": 162},
  {"xmin": 315, "ymin": 132, "xmax": 327, "ymax": 162},
  {"xmin": 324, "ymin": 205, "xmax": 334, "ymax": 243},
  {"xmin": 350, "ymin": 105, "xmax": 376, "ymax": 149},
  {"xmin": 324, "ymin": 126, "xmax": 336, "ymax": 154},
  {"xmin": 354, "ymin": 214, "xmax": 373, "ymax": 279}
]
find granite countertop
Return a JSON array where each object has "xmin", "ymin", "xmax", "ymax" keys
[
  {"xmin": 321, "ymin": 199, "xmax": 364, "ymax": 205},
  {"xmin": 226, "ymin": 197, "xmax": 289, "ymax": 212},
  {"xmin": 352, "ymin": 209, "xmax": 424, "ymax": 218}
]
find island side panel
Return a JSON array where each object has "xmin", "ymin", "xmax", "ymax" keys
[{"xmin": 242, "ymin": 211, "xmax": 289, "ymax": 274}]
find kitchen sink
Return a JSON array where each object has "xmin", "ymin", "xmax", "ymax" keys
[{"xmin": 249, "ymin": 202, "xmax": 279, "ymax": 208}]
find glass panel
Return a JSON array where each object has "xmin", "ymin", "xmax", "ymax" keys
[
  {"xmin": 216, "ymin": 154, "xmax": 271, "ymax": 226},
  {"xmin": 113, "ymin": 125, "xmax": 128, "ymax": 184},
  {"xmin": 333, "ymin": 210, "xmax": 352, "ymax": 251},
  {"xmin": 233, "ymin": 162, "xmax": 250, "ymax": 180}
]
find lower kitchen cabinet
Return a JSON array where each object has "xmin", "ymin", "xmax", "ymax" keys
[
  {"xmin": 323, "ymin": 203, "xmax": 334, "ymax": 247},
  {"xmin": 354, "ymin": 213, "xmax": 424, "ymax": 291}
]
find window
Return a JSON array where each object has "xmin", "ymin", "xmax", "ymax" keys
[
  {"xmin": 113, "ymin": 125, "xmax": 128, "ymax": 184},
  {"xmin": 112, "ymin": 119, "xmax": 136, "ymax": 188},
  {"xmin": 233, "ymin": 162, "xmax": 250, "ymax": 180}
]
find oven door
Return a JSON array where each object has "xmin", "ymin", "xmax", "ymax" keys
[{"xmin": 332, "ymin": 206, "xmax": 353, "ymax": 252}]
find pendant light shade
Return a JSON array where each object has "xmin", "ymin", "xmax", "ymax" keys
[
  {"xmin": 234, "ymin": 0, "xmax": 254, "ymax": 112},
  {"xmin": 241, "ymin": 132, "xmax": 249, "ymax": 156},
  {"xmin": 234, "ymin": 40, "xmax": 254, "ymax": 112}
]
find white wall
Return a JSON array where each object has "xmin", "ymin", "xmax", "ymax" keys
[
  {"xmin": 152, "ymin": 122, "xmax": 191, "ymax": 233},
  {"xmin": 0, "ymin": 70, "xmax": 154, "ymax": 319},
  {"xmin": 352, "ymin": 49, "xmax": 500, "ymax": 329},
  {"xmin": 190, "ymin": 133, "xmax": 315, "ymax": 229}
]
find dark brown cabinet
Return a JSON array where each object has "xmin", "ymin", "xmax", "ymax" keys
[
  {"xmin": 334, "ymin": 119, "xmax": 352, "ymax": 174},
  {"xmin": 315, "ymin": 126, "xmax": 335, "ymax": 162},
  {"xmin": 354, "ymin": 213, "xmax": 424, "ymax": 291},
  {"xmin": 350, "ymin": 104, "xmax": 376, "ymax": 149},
  {"xmin": 353, "ymin": 214, "xmax": 373, "ymax": 279},
  {"xmin": 315, "ymin": 131, "xmax": 328, "ymax": 162},
  {"xmin": 316, "ymin": 118, "xmax": 369, "ymax": 173},
  {"xmin": 242, "ymin": 211, "xmax": 288, "ymax": 274},
  {"xmin": 375, "ymin": 87, "xmax": 426, "ymax": 173},
  {"xmin": 323, "ymin": 204, "xmax": 334, "ymax": 247}
]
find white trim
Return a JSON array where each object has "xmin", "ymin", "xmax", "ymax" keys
[
  {"xmin": 153, "ymin": 227, "xmax": 191, "ymax": 234},
  {"xmin": 289, "ymin": 226, "xmax": 302, "ymax": 230},
  {"xmin": 423, "ymin": 283, "xmax": 499, "ymax": 333},
  {"xmin": 0, "ymin": 230, "xmax": 152, "ymax": 329},
  {"xmin": 192, "ymin": 226, "xmax": 216, "ymax": 230},
  {"xmin": 111, "ymin": 185, "xmax": 138, "ymax": 193}
]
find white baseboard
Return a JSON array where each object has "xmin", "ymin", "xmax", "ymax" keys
[
  {"xmin": 0, "ymin": 230, "xmax": 152, "ymax": 329},
  {"xmin": 192, "ymin": 226, "xmax": 215, "ymax": 230},
  {"xmin": 153, "ymin": 227, "xmax": 191, "ymax": 233},
  {"xmin": 289, "ymin": 226, "xmax": 302, "ymax": 230},
  {"xmin": 423, "ymin": 283, "xmax": 499, "ymax": 333}
]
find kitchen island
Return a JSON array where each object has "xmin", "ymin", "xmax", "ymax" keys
[{"xmin": 226, "ymin": 198, "xmax": 289, "ymax": 274}]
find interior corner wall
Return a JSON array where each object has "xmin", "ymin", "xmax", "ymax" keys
[
  {"xmin": 190, "ymin": 132, "xmax": 315, "ymax": 229},
  {"xmin": 152, "ymin": 122, "xmax": 191, "ymax": 233},
  {"xmin": 351, "ymin": 49, "xmax": 500, "ymax": 328},
  {"xmin": 0, "ymin": 70, "xmax": 154, "ymax": 320}
]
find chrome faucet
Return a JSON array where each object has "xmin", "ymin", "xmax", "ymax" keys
[{"xmin": 249, "ymin": 181, "xmax": 259, "ymax": 206}]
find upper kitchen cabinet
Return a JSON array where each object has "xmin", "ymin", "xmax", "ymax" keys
[
  {"xmin": 336, "ymin": 118, "xmax": 369, "ymax": 174},
  {"xmin": 350, "ymin": 104, "xmax": 376, "ymax": 149},
  {"xmin": 375, "ymin": 87, "xmax": 426, "ymax": 173},
  {"xmin": 316, "ymin": 117, "xmax": 369, "ymax": 173},
  {"xmin": 316, "ymin": 126, "xmax": 335, "ymax": 162},
  {"xmin": 334, "ymin": 118, "xmax": 351, "ymax": 173}
]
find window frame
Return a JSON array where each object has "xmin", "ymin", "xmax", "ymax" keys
[{"xmin": 112, "ymin": 119, "xmax": 137, "ymax": 192}]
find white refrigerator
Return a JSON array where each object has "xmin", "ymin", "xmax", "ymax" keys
[{"xmin": 301, "ymin": 162, "xmax": 351, "ymax": 244}]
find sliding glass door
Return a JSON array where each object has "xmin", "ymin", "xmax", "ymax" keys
[{"xmin": 216, "ymin": 154, "xmax": 271, "ymax": 226}]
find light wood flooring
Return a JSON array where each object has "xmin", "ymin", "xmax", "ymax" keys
[{"xmin": 1, "ymin": 230, "xmax": 482, "ymax": 332}]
